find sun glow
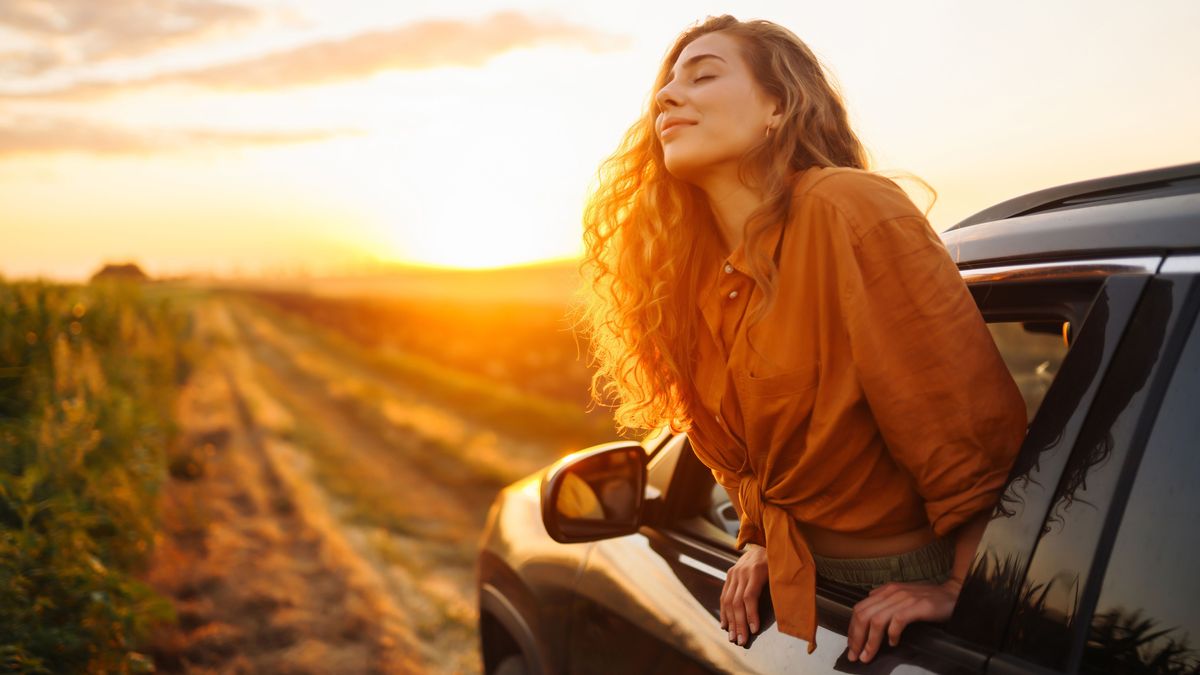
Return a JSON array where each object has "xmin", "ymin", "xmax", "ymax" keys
[
  {"xmin": 4, "ymin": 3, "xmax": 1196, "ymax": 280},
  {"xmin": 250, "ymin": 48, "xmax": 641, "ymax": 271}
]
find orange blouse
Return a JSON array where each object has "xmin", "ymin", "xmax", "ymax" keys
[{"xmin": 684, "ymin": 165, "xmax": 1026, "ymax": 653}]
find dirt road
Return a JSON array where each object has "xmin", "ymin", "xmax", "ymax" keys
[{"xmin": 143, "ymin": 295, "xmax": 568, "ymax": 673}]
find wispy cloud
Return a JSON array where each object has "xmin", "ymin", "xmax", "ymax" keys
[
  {"xmin": 0, "ymin": 0, "xmax": 263, "ymax": 78},
  {"xmin": 0, "ymin": 116, "xmax": 358, "ymax": 158},
  {"xmin": 1, "ymin": 12, "xmax": 628, "ymax": 102}
]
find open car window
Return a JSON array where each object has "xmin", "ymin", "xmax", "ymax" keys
[
  {"xmin": 986, "ymin": 320, "xmax": 1070, "ymax": 423},
  {"xmin": 641, "ymin": 425, "xmax": 673, "ymax": 458},
  {"xmin": 663, "ymin": 438, "xmax": 740, "ymax": 550}
]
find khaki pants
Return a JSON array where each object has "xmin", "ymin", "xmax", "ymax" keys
[{"xmin": 812, "ymin": 537, "xmax": 954, "ymax": 589}]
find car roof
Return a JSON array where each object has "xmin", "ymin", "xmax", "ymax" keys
[{"xmin": 939, "ymin": 161, "xmax": 1200, "ymax": 267}]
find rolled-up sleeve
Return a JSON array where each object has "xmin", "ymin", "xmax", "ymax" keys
[{"xmin": 835, "ymin": 210, "xmax": 1027, "ymax": 537}]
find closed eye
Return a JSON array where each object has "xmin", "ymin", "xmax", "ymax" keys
[{"xmin": 693, "ymin": 75, "xmax": 715, "ymax": 83}]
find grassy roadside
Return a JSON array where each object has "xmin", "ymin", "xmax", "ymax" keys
[{"xmin": 0, "ymin": 280, "xmax": 198, "ymax": 673}]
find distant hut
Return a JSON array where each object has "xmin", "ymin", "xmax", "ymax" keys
[{"xmin": 91, "ymin": 262, "xmax": 150, "ymax": 283}]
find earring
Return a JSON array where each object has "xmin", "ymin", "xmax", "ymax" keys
[{"xmin": 764, "ymin": 125, "xmax": 773, "ymax": 138}]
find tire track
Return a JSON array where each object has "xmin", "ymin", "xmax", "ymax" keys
[
  {"xmin": 144, "ymin": 299, "xmax": 422, "ymax": 674},
  {"xmin": 222, "ymin": 297, "xmax": 539, "ymax": 672}
]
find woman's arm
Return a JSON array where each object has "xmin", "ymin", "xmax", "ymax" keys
[
  {"xmin": 821, "ymin": 183, "xmax": 1023, "ymax": 662},
  {"xmin": 946, "ymin": 509, "xmax": 988, "ymax": 586},
  {"xmin": 718, "ymin": 485, "xmax": 769, "ymax": 647},
  {"xmin": 845, "ymin": 509, "xmax": 989, "ymax": 663}
]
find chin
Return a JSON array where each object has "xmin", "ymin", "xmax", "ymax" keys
[
  {"xmin": 662, "ymin": 147, "xmax": 715, "ymax": 182},
  {"xmin": 662, "ymin": 138, "xmax": 748, "ymax": 183}
]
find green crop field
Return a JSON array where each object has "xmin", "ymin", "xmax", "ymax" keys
[{"xmin": 0, "ymin": 279, "xmax": 196, "ymax": 673}]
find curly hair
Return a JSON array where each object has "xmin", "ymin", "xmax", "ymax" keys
[{"xmin": 573, "ymin": 14, "xmax": 924, "ymax": 435}]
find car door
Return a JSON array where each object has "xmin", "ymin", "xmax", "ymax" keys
[
  {"xmin": 561, "ymin": 257, "xmax": 1133, "ymax": 674},
  {"xmin": 1076, "ymin": 270, "xmax": 1200, "ymax": 674},
  {"xmin": 979, "ymin": 254, "xmax": 1200, "ymax": 674},
  {"xmin": 563, "ymin": 432, "xmax": 744, "ymax": 675},
  {"xmin": 565, "ymin": 428, "xmax": 985, "ymax": 675}
]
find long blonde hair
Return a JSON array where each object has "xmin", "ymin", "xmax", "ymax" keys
[{"xmin": 574, "ymin": 15, "xmax": 928, "ymax": 435}]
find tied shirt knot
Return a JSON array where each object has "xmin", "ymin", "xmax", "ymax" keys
[{"xmin": 735, "ymin": 471, "xmax": 820, "ymax": 653}]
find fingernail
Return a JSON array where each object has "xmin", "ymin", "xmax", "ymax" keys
[
  {"xmin": 737, "ymin": 634, "xmax": 745, "ymax": 646},
  {"xmin": 847, "ymin": 651, "xmax": 856, "ymax": 662},
  {"xmin": 750, "ymin": 622, "xmax": 758, "ymax": 633},
  {"xmin": 860, "ymin": 650, "xmax": 869, "ymax": 661}
]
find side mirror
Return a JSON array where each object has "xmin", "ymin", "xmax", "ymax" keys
[{"xmin": 541, "ymin": 441, "xmax": 647, "ymax": 544}]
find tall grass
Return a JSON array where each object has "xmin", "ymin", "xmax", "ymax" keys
[{"xmin": 0, "ymin": 280, "xmax": 193, "ymax": 673}]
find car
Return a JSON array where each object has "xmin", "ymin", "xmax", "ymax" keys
[{"xmin": 475, "ymin": 161, "xmax": 1200, "ymax": 675}]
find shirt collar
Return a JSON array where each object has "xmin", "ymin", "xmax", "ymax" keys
[
  {"xmin": 694, "ymin": 165, "xmax": 827, "ymax": 303},
  {"xmin": 696, "ymin": 213, "xmax": 786, "ymax": 298}
]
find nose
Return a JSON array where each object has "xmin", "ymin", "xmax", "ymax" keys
[{"xmin": 654, "ymin": 80, "xmax": 681, "ymax": 111}]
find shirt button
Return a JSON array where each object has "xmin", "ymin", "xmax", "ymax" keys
[
  {"xmin": 723, "ymin": 263, "xmax": 734, "ymax": 274},
  {"xmin": 728, "ymin": 290, "xmax": 739, "ymax": 299}
]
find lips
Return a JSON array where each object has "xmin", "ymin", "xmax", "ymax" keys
[{"xmin": 660, "ymin": 117, "xmax": 697, "ymax": 138}]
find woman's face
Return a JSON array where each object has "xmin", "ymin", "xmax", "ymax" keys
[{"xmin": 654, "ymin": 32, "xmax": 780, "ymax": 182}]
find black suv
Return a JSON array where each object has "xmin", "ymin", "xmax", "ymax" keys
[{"xmin": 476, "ymin": 162, "xmax": 1200, "ymax": 675}]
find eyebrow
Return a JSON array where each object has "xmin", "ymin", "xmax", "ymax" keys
[{"xmin": 664, "ymin": 53, "xmax": 726, "ymax": 84}]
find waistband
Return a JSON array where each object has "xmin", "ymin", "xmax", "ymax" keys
[{"xmin": 811, "ymin": 537, "xmax": 954, "ymax": 589}]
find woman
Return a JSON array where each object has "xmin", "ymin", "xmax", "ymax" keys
[{"xmin": 576, "ymin": 15, "xmax": 1027, "ymax": 664}]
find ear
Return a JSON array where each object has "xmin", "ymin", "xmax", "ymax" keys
[{"xmin": 766, "ymin": 98, "xmax": 784, "ymax": 132}]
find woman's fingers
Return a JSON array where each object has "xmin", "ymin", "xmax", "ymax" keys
[
  {"xmin": 849, "ymin": 588, "xmax": 888, "ymax": 658},
  {"xmin": 719, "ymin": 575, "xmax": 735, "ymax": 638},
  {"xmin": 887, "ymin": 601, "xmax": 925, "ymax": 647},
  {"xmin": 720, "ymin": 545, "xmax": 770, "ymax": 647},
  {"xmin": 743, "ymin": 579, "xmax": 762, "ymax": 635},
  {"xmin": 719, "ymin": 572, "xmax": 760, "ymax": 646},
  {"xmin": 848, "ymin": 582, "xmax": 959, "ymax": 663},
  {"xmin": 729, "ymin": 579, "xmax": 749, "ymax": 645},
  {"xmin": 858, "ymin": 596, "xmax": 914, "ymax": 663},
  {"xmin": 735, "ymin": 569, "xmax": 767, "ymax": 644},
  {"xmin": 848, "ymin": 586, "xmax": 914, "ymax": 660},
  {"xmin": 847, "ymin": 588, "xmax": 889, "ymax": 656},
  {"xmin": 721, "ymin": 573, "xmax": 746, "ymax": 642}
]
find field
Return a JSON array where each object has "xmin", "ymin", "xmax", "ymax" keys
[
  {"xmin": 0, "ymin": 273, "xmax": 624, "ymax": 674},
  {"xmin": 0, "ymin": 280, "xmax": 191, "ymax": 673}
]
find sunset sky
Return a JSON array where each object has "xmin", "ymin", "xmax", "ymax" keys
[{"xmin": 1, "ymin": 0, "xmax": 1197, "ymax": 280}]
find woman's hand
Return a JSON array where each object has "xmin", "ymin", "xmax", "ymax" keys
[
  {"xmin": 846, "ymin": 578, "xmax": 962, "ymax": 663},
  {"xmin": 720, "ymin": 543, "xmax": 768, "ymax": 647}
]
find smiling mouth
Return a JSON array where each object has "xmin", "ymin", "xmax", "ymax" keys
[{"xmin": 660, "ymin": 121, "xmax": 696, "ymax": 139}]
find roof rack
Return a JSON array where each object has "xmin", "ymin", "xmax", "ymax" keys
[{"xmin": 946, "ymin": 161, "xmax": 1200, "ymax": 232}]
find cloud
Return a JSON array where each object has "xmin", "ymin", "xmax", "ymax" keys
[
  {"xmin": 0, "ymin": 45, "xmax": 67, "ymax": 78},
  {"xmin": 0, "ymin": 116, "xmax": 358, "ymax": 158},
  {"xmin": 0, "ymin": 0, "xmax": 262, "ymax": 77},
  {"xmin": 0, "ymin": 12, "xmax": 628, "ymax": 101}
]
